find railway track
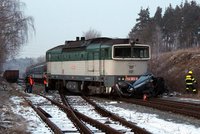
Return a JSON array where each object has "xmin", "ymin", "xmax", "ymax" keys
[
  {"xmin": 22, "ymin": 94, "xmax": 80, "ymax": 133},
  {"xmin": 61, "ymin": 93, "xmax": 151, "ymax": 134},
  {"xmin": 82, "ymin": 96, "xmax": 151, "ymax": 134},
  {"xmin": 43, "ymin": 94, "xmax": 131, "ymax": 133},
  {"xmin": 17, "ymin": 82, "xmax": 200, "ymax": 131},
  {"xmin": 14, "ymin": 83, "xmax": 200, "ymax": 133},
  {"xmin": 18, "ymin": 83, "xmax": 135, "ymax": 133},
  {"xmin": 112, "ymin": 97, "xmax": 200, "ymax": 119}
]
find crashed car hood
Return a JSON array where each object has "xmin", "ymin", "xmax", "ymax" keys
[{"xmin": 132, "ymin": 73, "xmax": 153, "ymax": 89}]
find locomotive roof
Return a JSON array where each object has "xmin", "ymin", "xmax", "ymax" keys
[
  {"xmin": 62, "ymin": 37, "xmax": 130, "ymax": 51},
  {"xmin": 47, "ymin": 37, "xmax": 132, "ymax": 53},
  {"xmin": 63, "ymin": 37, "xmax": 111, "ymax": 49},
  {"xmin": 46, "ymin": 45, "xmax": 65, "ymax": 53}
]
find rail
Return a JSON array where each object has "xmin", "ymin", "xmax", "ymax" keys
[
  {"xmin": 83, "ymin": 96, "xmax": 151, "ymax": 134},
  {"xmin": 117, "ymin": 97, "xmax": 200, "ymax": 119},
  {"xmin": 22, "ymin": 96, "xmax": 64, "ymax": 134}
]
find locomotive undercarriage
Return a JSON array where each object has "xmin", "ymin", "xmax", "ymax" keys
[
  {"xmin": 72, "ymin": 81, "xmax": 113, "ymax": 95},
  {"xmin": 82, "ymin": 81, "xmax": 112, "ymax": 95},
  {"xmin": 49, "ymin": 79, "xmax": 112, "ymax": 95}
]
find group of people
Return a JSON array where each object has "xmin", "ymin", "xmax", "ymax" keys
[
  {"xmin": 24, "ymin": 71, "xmax": 196, "ymax": 94},
  {"xmin": 185, "ymin": 70, "xmax": 198, "ymax": 94},
  {"xmin": 25, "ymin": 74, "xmax": 48, "ymax": 93}
]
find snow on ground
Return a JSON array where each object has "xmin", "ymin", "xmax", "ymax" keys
[
  {"xmin": 94, "ymin": 100, "xmax": 200, "ymax": 134},
  {"xmin": 10, "ymin": 94, "xmax": 200, "ymax": 134},
  {"xmin": 10, "ymin": 94, "xmax": 78, "ymax": 134},
  {"xmin": 67, "ymin": 96, "xmax": 132, "ymax": 133},
  {"xmin": 162, "ymin": 95, "xmax": 200, "ymax": 104},
  {"xmin": 176, "ymin": 97, "xmax": 200, "ymax": 104},
  {"xmin": 10, "ymin": 96, "xmax": 53, "ymax": 134}
]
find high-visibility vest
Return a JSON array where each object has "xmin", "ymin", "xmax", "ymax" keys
[
  {"xmin": 185, "ymin": 75, "xmax": 196, "ymax": 85},
  {"xmin": 44, "ymin": 76, "xmax": 47, "ymax": 85},
  {"xmin": 29, "ymin": 77, "xmax": 34, "ymax": 85},
  {"xmin": 44, "ymin": 79, "xmax": 47, "ymax": 85}
]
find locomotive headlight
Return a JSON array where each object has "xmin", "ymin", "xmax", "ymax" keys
[{"xmin": 118, "ymin": 77, "xmax": 125, "ymax": 81}]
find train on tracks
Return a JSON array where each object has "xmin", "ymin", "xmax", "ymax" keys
[
  {"xmin": 25, "ymin": 62, "xmax": 47, "ymax": 83},
  {"xmin": 26, "ymin": 37, "xmax": 166, "ymax": 98}
]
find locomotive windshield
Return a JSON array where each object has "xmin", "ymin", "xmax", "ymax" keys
[{"xmin": 113, "ymin": 45, "xmax": 150, "ymax": 59}]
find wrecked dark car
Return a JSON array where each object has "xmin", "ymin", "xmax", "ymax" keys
[{"xmin": 115, "ymin": 73, "xmax": 166, "ymax": 98}]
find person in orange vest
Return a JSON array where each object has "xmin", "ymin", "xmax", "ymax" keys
[
  {"xmin": 28, "ymin": 75, "xmax": 34, "ymax": 93},
  {"xmin": 43, "ymin": 74, "xmax": 48, "ymax": 93}
]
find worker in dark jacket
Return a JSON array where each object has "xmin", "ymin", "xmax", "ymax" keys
[
  {"xmin": 185, "ymin": 70, "xmax": 197, "ymax": 93},
  {"xmin": 43, "ymin": 74, "xmax": 48, "ymax": 93},
  {"xmin": 24, "ymin": 76, "xmax": 29, "ymax": 93}
]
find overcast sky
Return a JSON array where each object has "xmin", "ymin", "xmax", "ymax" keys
[{"xmin": 19, "ymin": 0, "xmax": 197, "ymax": 58}]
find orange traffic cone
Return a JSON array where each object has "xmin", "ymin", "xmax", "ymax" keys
[{"xmin": 143, "ymin": 94, "xmax": 148, "ymax": 101}]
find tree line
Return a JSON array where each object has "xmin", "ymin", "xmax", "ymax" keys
[
  {"xmin": 1, "ymin": 0, "xmax": 200, "ymax": 72},
  {"xmin": 129, "ymin": 0, "xmax": 200, "ymax": 54},
  {"xmin": 0, "ymin": 0, "xmax": 34, "ymax": 71}
]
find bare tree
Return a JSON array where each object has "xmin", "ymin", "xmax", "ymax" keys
[
  {"xmin": 82, "ymin": 28, "xmax": 101, "ymax": 39},
  {"xmin": 0, "ymin": 0, "xmax": 34, "ymax": 71}
]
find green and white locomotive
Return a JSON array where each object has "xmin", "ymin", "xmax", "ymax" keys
[{"xmin": 46, "ymin": 37, "xmax": 150, "ymax": 95}]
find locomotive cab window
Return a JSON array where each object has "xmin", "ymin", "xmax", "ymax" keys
[
  {"xmin": 133, "ymin": 47, "xmax": 149, "ymax": 58},
  {"xmin": 114, "ymin": 46, "xmax": 131, "ymax": 58},
  {"xmin": 113, "ymin": 45, "xmax": 150, "ymax": 59}
]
